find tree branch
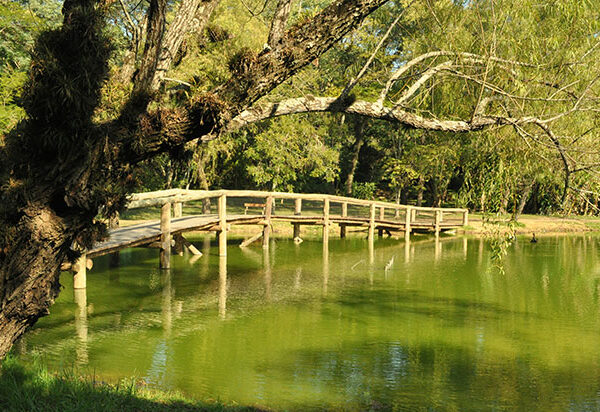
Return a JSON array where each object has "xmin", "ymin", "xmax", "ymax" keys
[{"xmin": 267, "ymin": 0, "xmax": 293, "ymax": 47}]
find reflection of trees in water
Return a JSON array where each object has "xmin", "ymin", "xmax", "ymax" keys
[{"xmin": 22, "ymin": 236, "xmax": 600, "ymax": 408}]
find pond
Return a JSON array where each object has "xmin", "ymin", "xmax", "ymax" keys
[{"xmin": 17, "ymin": 234, "xmax": 600, "ymax": 411}]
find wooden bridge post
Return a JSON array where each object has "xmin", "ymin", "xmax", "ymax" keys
[
  {"xmin": 322, "ymin": 198, "xmax": 330, "ymax": 244},
  {"xmin": 219, "ymin": 255, "xmax": 227, "ymax": 319},
  {"xmin": 368, "ymin": 203, "xmax": 376, "ymax": 243},
  {"xmin": 340, "ymin": 202, "xmax": 347, "ymax": 238},
  {"xmin": 434, "ymin": 209, "xmax": 441, "ymax": 238},
  {"xmin": 378, "ymin": 207, "xmax": 385, "ymax": 238},
  {"xmin": 218, "ymin": 194, "xmax": 227, "ymax": 257},
  {"xmin": 293, "ymin": 198, "xmax": 302, "ymax": 240},
  {"xmin": 404, "ymin": 207, "xmax": 412, "ymax": 242},
  {"xmin": 173, "ymin": 202, "xmax": 183, "ymax": 218},
  {"xmin": 411, "ymin": 208, "xmax": 417, "ymax": 222},
  {"xmin": 463, "ymin": 210, "xmax": 469, "ymax": 226},
  {"xmin": 73, "ymin": 253, "xmax": 87, "ymax": 289},
  {"xmin": 160, "ymin": 202, "xmax": 171, "ymax": 269},
  {"xmin": 263, "ymin": 196, "xmax": 273, "ymax": 249}
]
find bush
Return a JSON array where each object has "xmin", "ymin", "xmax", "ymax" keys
[{"xmin": 352, "ymin": 182, "xmax": 376, "ymax": 200}]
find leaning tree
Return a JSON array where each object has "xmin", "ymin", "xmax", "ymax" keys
[{"xmin": 0, "ymin": 0, "xmax": 598, "ymax": 359}]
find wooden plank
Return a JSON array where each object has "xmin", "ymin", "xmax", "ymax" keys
[
  {"xmin": 240, "ymin": 231, "xmax": 263, "ymax": 248},
  {"xmin": 180, "ymin": 235, "xmax": 202, "ymax": 256}
]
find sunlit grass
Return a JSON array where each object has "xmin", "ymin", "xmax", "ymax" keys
[{"xmin": 0, "ymin": 355, "xmax": 265, "ymax": 412}]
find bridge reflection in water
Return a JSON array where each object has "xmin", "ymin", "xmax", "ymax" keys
[{"xmin": 64, "ymin": 188, "xmax": 468, "ymax": 349}]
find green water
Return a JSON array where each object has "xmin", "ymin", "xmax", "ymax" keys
[{"xmin": 17, "ymin": 235, "xmax": 600, "ymax": 411}]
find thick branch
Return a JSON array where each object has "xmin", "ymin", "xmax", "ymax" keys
[
  {"xmin": 228, "ymin": 96, "xmax": 545, "ymax": 133},
  {"xmin": 149, "ymin": 0, "xmax": 220, "ymax": 91},
  {"xmin": 267, "ymin": 0, "xmax": 293, "ymax": 47},
  {"xmin": 116, "ymin": 0, "xmax": 389, "ymax": 163},
  {"xmin": 218, "ymin": 0, "xmax": 390, "ymax": 110},
  {"xmin": 134, "ymin": 0, "xmax": 167, "ymax": 94}
]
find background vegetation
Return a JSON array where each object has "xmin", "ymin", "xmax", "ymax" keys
[{"xmin": 2, "ymin": 0, "xmax": 599, "ymax": 221}]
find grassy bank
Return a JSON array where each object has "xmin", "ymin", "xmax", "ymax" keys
[
  {"xmin": 0, "ymin": 356, "xmax": 264, "ymax": 412},
  {"xmin": 463, "ymin": 213, "xmax": 600, "ymax": 236}
]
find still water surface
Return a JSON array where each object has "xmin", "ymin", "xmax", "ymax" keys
[{"xmin": 18, "ymin": 235, "xmax": 600, "ymax": 410}]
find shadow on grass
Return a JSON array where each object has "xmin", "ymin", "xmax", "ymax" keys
[{"xmin": 0, "ymin": 356, "xmax": 266, "ymax": 412}]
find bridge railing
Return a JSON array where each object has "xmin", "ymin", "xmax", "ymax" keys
[
  {"xmin": 126, "ymin": 189, "xmax": 468, "ymax": 241},
  {"xmin": 127, "ymin": 189, "xmax": 469, "ymax": 219}
]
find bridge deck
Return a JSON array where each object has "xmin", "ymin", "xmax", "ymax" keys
[{"xmin": 88, "ymin": 213, "xmax": 464, "ymax": 258}]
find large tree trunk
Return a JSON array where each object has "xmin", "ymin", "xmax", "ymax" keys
[
  {"xmin": 513, "ymin": 179, "xmax": 535, "ymax": 221},
  {"xmin": 344, "ymin": 117, "xmax": 366, "ymax": 196},
  {"xmin": 416, "ymin": 175, "xmax": 425, "ymax": 207},
  {"xmin": 431, "ymin": 178, "xmax": 440, "ymax": 207},
  {"xmin": 0, "ymin": 0, "xmax": 388, "ymax": 359},
  {"xmin": 0, "ymin": 205, "xmax": 77, "ymax": 356}
]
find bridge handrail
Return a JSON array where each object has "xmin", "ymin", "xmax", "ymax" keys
[{"xmin": 126, "ymin": 189, "xmax": 469, "ymax": 215}]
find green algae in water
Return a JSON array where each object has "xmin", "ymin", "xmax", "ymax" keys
[{"xmin": 17, "ymin": 235, "xmax": 600, "ymax": 411}]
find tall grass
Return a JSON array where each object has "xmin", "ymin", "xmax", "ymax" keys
[{"xmin": 0, "ymin": 355, "xmax": 265, "ymax": 411}]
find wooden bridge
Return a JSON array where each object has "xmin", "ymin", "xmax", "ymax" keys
[{"xmin": 67, "ymin": 189, "xmax": 469, "ymax": 288}]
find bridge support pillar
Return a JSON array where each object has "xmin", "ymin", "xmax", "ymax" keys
[
  {"xmin": 435, "ymin": 209, "xmax": 441, "ymax": 239},
  {"xmin": 340, "ymin": 202, "xmax": 347, "ymax": 238},
  {"xmin": 263, "ymin": 196, "xmax": 273, "ymax": 249},
  {"xmin": 405, "ymin": 207, "xmax": 412, "ymax": 242},
  {"xmin": 160, "ymin": 202, "xmax": 171, "ymax": 269},
  {"xmin": 73, "ymin": 253, "xmax": 87, "ymax": 289},
  {"xmin": 378, "ymin": 207, "xmax": 385, "ymax": 238},
  {"xmin": 173, "ymin": 202, "xmax": 183, "ymax": 218},
  {"xmin": 293, "ymin": 198, "xmax": 302, "ymax": 240},
  {"xmin": 322, "ymin": 198, "xmax": 330, "ymax": 244},
  {"xmin": 218, "ymin": 194, "xmax": 227, "ymax": 257},
  {"xmin": 368, "ymin": 203, "xmax": 375, "ymax": 244}
]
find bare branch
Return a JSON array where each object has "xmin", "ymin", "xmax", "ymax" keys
[
  {"xmin": 377, "ymin": 50, "xmax": 536, "ymax": 106},
  {"xmin": 393, "ymin": 61, "xmax": 452, "ymax": 105},
  {"xmin": 228, "ymin": 95, "xmax": 547, "ymax": 133},
  {"xmin": 339, "ymin": 6, "xmax": 408, "ymax": 99}
]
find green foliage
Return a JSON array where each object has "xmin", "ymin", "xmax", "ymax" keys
[
  {"xmin": 0, "ymin": 68, "xmax": 26, "ymax": 136},
  {"xmin": 482, "ymin": 213, "xmax": 518, "ymax": 274},
  {"xmin": 0, "ymin": 0, "xmax": 61, "ymax": 136},
  {"xmin": 244, "ymin": 116, "xmax": 339, "ymax": 191},
  {"xmin": 352, "ymin": 182, "xmax": 376, "ymax": 200}
]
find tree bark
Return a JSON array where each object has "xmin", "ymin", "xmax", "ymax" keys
[
  {"xmin": 134, "ymin": 0, "xmax": 168, "ymax": 94},
  {"xmin": 0, "ymin": 0, "xmax": 389, "ymax": 359},
  {"xmin": 513, "ymin": 179, "xmax": 535, "ymax": 221},
  {"xmin": 149, "ymin": 0, "xmax": 220, "ymax": 91},
  {"xmin": 196, "ymin": 146, "xmax": 212, "ymax": 213},
  {"xmin": 267, "ymin": 0, "xmax": 293, "ymax": 47},
  {"xmin": 416, "ymin": 175, "xmax": 424, "ymax": 207}
]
